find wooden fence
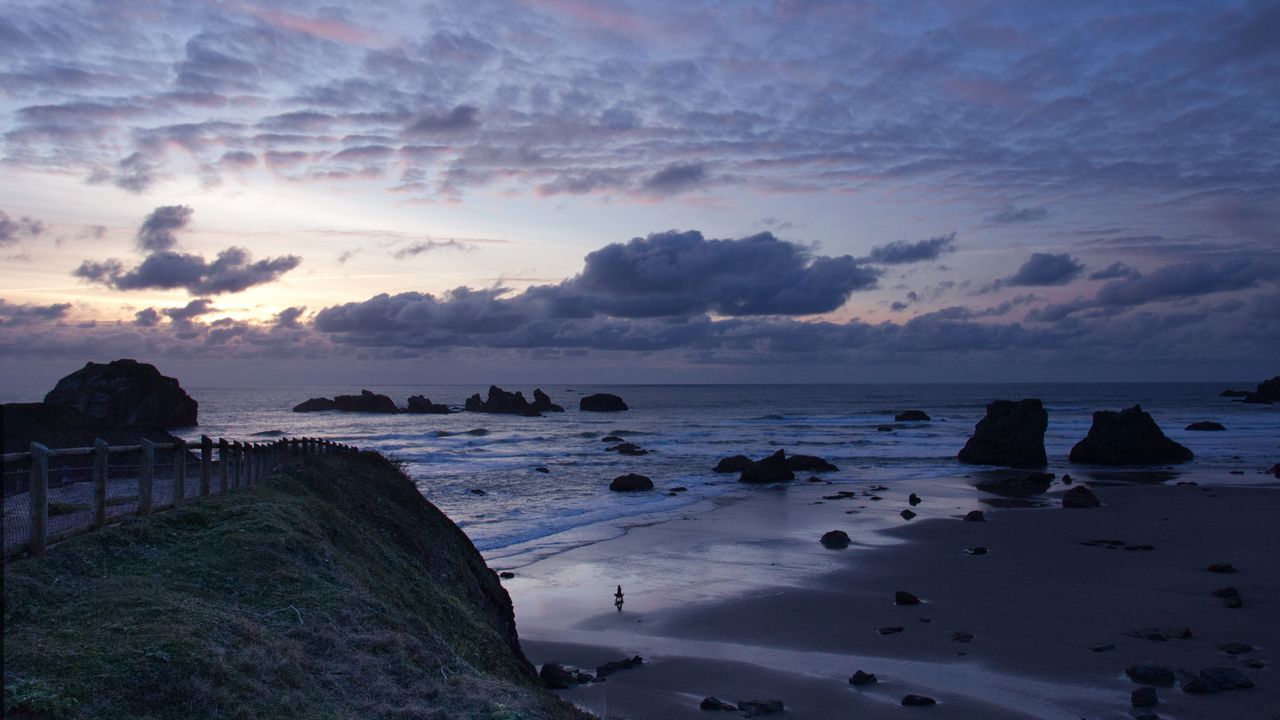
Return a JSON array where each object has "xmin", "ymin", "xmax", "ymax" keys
[{"xmin": 1, "ymin": 436, "xmax": 357, "ymax": 560}]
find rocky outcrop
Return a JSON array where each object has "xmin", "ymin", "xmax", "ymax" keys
[
  {"xmin": 957, "ymin": 399, "xmax": 1047, "ymax": 467},
  {"xmin": 739, "ymin": 449, "xmax": 796, "ymax": 484},
  {"xmin": 531, "ymin": 389, "xmax": 564, "ymax": 413},
  {"xmin": 895, "ymin": 410, "xmax": 931, "ymax": 421},
  {"xmin": 609, "ymin": 473, "xmax": 653, "ymax": 491},
  {"xmin": 1185, "ymin": 421, "xmax": 1225, "ymax": 431},
  {"xmin": 405, "ymin": 395, "xmax": 453, "ymax": 414},
  {"xmin": 1068, "ymin": 405, "xmax": 1193, "ymax": 465},
  {"xmin": 1239, "ymin": 376, "xmax": 1280, "ymax": 404},
  {"xmin": 579, "ymin": 393, "xmax": 628, "ymax": 412},
  {"xmin": 465, "ymin": 385, "xmax": 541, "ymax": 415},
  {"xmin": 787, "ymin": 454, "xmax": 839, "ymax": 472},
  {"xmin": 713, "ymin": 455, "xmax": 754, "ymax": 473},
  {"xmin": 44, "ymin": 359, "xmax": 198, "ymax": 427},
  {"xmin": 293, "ymin": 397, "xmax": 338, "ymax": 412}
]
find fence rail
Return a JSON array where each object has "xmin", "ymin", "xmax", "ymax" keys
[{"xmin": 2, "ymin": 436, "xmax": 357, "ymax": 560}]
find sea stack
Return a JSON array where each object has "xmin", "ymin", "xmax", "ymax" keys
[
  {"xmin": 44, "ymin": 358, "xmax": 198, "ymax": 427},
  {"xmin": 957, "ymin": 399, "xmax": 1048, "ymax": 467},
  {"xmin": 1069, "ymin": 405, "xmax": 1193, "ymax": 465},
  {"xmin": 580, "ymin": 393, "xmax": 628, "ymax": 411}
]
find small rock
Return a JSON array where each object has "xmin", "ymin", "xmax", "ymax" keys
[
  {"xmin": 901, "ymin": 694, "xmax": 937, "ymax": 707},
  {"xmin": 609, "ymin": 442, "xmax": 649, "ymax": 456},
  {"xmin": 700, "ymin": 697, "xmax": 736, "ymax": 711},
  {"xmin": 470, "ymin": 488, "xmax": 488, "ymax": 495},
  {"xmin": 1218, "ymin": 642, "xmax": 1253, "ymax": 655},
  {"xmin": 596, "ymin": 655, "xmax": 643, "ymax": 677},
  {"xmin": 535, "ymin": 467, "xmax": 550, "ymax": 473},
  {"xmin": 1207, "ymin": 563, "xmax": 1238, "ymax": 573},
  {"xmin": 737, "ymin": 699, "xmax": 784, "ymax": 717},
  {"xmin": 610, "ymin": 473, "xmax": 654, "ymax": 492},
  {"xmin": 1062, "ymin": 486, "xmax": 1101, "ymax": 508},
  {"xmin": 964, "ymin": 510, "xmax": 985, "ymax": 522},
  {"xmin": 848, "ymin": 670, "xmax": 878, "ymax": 686},
  {"xmin": 895, "ymin": 410, "xmax": 931, "ymax": 421},
  {"xmin": 900, "ymin": 509, "xmax": 917, "ymax": 520},
  {"xmin": 952, "ymin": 631, "xmax": 973, "ymax": 643},
  {"xmin": 879, "ymin": 626, "xmax": 905, "ymax": 635},
  {"xmin": 908, "ymin": 493, "xmax": 922, "ymax": 506},
  {"xmin": 1185, "ymin": 421, "xmax": 1226, "ymax": 431},
  {"xmin": 1131, "ymin": 686, "xmax": 1158, "ymax": 708},
  {"xmin": 966, "ymin": 546, "xmax": 988, "ymax": 555},
  {"xmin": 895, "ymin": 591, "xmax": 921, "ymax": 605},
  {"xmin": 1062, "ymin": 473, "xmax": 1073, "ymax": 484},
  {"xmin": 1125, "ymin": 663, "xmax": 1175, "ymax": 686},
  {"xmin": 499, "ymin": 571, "xmax": 515, "ymax": 579},
  {"xmin": 821, "ymin": 530, "xmax": 851, "ymax": 548}
]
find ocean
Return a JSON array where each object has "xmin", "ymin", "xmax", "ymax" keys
[{"xmin": 4, "ymin": 383, "xmax": 1277, "ymax": 564}]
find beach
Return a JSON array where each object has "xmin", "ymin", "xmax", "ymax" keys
[{"xmin": 507, "ymin": 470, "xmax": 1280, "ymax": 719}]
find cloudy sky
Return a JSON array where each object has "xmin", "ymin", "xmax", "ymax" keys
[{"xmin": 1, "ymin": 0, "xmax": 1277, "ymax": 387}]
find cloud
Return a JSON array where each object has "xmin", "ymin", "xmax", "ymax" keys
[
  {"xmin": 867, "ymin": 233, "xmax": 957, "ymax": 264},
  {"xmin": 404, "ymin": 105, "xmax": 478, "ymax": 135},
  {"xmin": 136, "ymin": 205, "xmax": 193, "ymax": 252},
  {"xmin": 134, "ymin": 307, "xmax": 161, "ymax": 327},
  {"xmin": 75, "ymin": 247, "xmax": 301, "ymax": 295},
  {"xmin": 163, "ymin": 298, "xmax": 216, "ymax": 323},
  {"xmin": 641, "ymin": 162, "xmax": 707, "ymax": 196},
  {"xmin": 0, "ymin": 210, "xmax": 45, "ymax": 245},
  {"xmin": 1093, "ymin": 259, "xmax": 1271, "ymax": 309},
  {"xmin": 87, "ymin": 152, "xmax": 159, "ymax": 193},
  {"xmin": 0, "ymin": 299, "xmax": 71, "ymax": 326},
  {"xmin": 986, "ymin": 206, "xmax": 1049, "ymax": 224},
  {"xmin": 1001, "ymin": 253, "xmax": 1084, "ymax": 287},
  {"xmin": 275, "ymin": 306, "xmax": 306, "ymax": 329},
  {"xmin": 392, "ymin": 240, "xmax": 470, "ymax": 259},
  {"xmin": 1089, "ymin": 262, "xmax": 1141, "ymax": 281}
]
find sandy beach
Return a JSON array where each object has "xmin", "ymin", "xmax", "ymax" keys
[{"xmin": 504, "ymin": 470, "xmax": 1280, "ymax": 719}]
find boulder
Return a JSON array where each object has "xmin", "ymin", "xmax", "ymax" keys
[
  {"xmin": 610, "ymin": 474, "xmax": 653, "ymax": 492},
  {"xmin": 1062, "ymin": 486, "xmax": 1101, "ymax": 508},
  {"xmin": 700, "ymin": 697, "xmax": 736, "ymax": 711},
  {"xmin": 901, "ymin": 694, "xmax": 936, "ymax": 707},
  {"xmin": 44, "ymin": 359, "xmax": 198, "ymax": 427},
  {"xmin": 539, "ymin": 662, "xmax": 590, "ymax": 689},
  {"xmin": 1069, "ymin": 406, "xmax": 1193, "ymax": 465},
  {"xmin": 848, "ymin": 670, "xmax": 877, "ymax": 686},
  {"xmin": 963, "ymin": 510, "xmax": 985, "ymax": 522},
  {"xmin": 713, "ymin": 455, "xmax": 754, "ymax": 473},
  {"xmin": 957, "ymin": 399, "xmax": 1047, "ymax": 467},
  {"xmin": 900, "ymin": 509, "xmax": 917, "ymax": 520},
  {"xmin": 293, "ymin": 397, "xmax": 338, "ymax": 412},
  {"xmin": 580, "ymin": 393, "xmax": 629, "ymax": 412},
  {"xmin": 405, "ymin": 395, "xmax": 452, "ymax": 414},
  {"xmin": 895, "ymin": 590, "xmax": 921, "ymax": 606},
  {"xmin": 909, "ymin": 493, "xmax": 922, "ymax": 506},
  {"xmin": 608, "ymin": 442, "xmax": 648, "ymax": 456},
  {"xmin": 820, "ymin": 530, "xmax": 851, "ymax": 548},
  {"xmin": 895, "ymin": 410, "xmax": 931, "ymax": 421},
  {"xmin": 740, "ymin": 449, "xmax": 796, "ymax": 484},
  {"xmin": 1185, "ymin": 421, "xmax": 1225, "ymax": 431},
  {"xmin": 465, "ymin": 385, "xmax": 534, "ymax": 414},
  {"xmin": 333, "ymin": 390, "xmax": 398, "ymax": 413},
  {"xmin": 531, "ymin": 388, "xmax": 564, "ymax": 413},
  {"xmin": 595, "ymin": 655, "xmax": 643, "ymax": 677},
  {"xmin": 786, "ymin": 454, "xmax": 838, "ymax": 472}
]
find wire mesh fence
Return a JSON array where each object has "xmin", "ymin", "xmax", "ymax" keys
[{"xmin": 2, "ymin": 436, "xmax": 357, "ymax": 559}]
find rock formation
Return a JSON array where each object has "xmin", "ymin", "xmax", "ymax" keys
[
  {"xmin": 740, "ymin": 449, "xmax": 796, "ymax": 483},
  {"xmin": 609, "ymin": 474, "xmax": 653, "ymax": 491},
  {"xmin": 44, "ymin": 359, "xmax": 198, "ymax": 427},
  {"xmin": 579, "ymin": 393, "xmax": 628, "ymax": 412},
  {"xmin": 957, "ymin": 399, "xmax": 1048, "ymax": 467},
  {"xmin": 713, "ymin": 455, "xmax": 754, "ymax": 473},
  {"xmin": 1068, "ymin": 405, "xmax": 1193, "ymax": 465},
  {"xmin": 1185, "ymin": 421, "xmax": 1225, "ymax": 431},
  {"xmin": 894, "ymin": 410, "xmax": 931, "ymax": 421},
  {"xmin": 405, "ymin": 395, "xmax": 453, "ymax": 414},
  {"xmin": 294, "ymin": 389, "xmax": 398, "ymax": 413},
  {"xmin": 293, "ymin": 397, "xmax": 338, "ymax": 412},
  {"xmin": 531, "ymin": 388, "xmax": 565, "ymax": 413}
]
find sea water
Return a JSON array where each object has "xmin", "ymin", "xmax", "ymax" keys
[{"xmin": 4, "ymin": 383, "xmax": 1276, "ymax": 563}]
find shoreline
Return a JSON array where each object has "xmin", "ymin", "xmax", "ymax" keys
[{"xmin": 505, "ymin": 471, "xmax": 1280, "ymax": 719}]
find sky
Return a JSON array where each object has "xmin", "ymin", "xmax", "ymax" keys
[{"xmin": 1, "ymin": 0, "xmax": 1277, "ymax": 387}]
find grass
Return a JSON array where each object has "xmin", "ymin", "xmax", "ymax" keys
[{"xmin": 3, "ymin": 452, "xmax": 592, "ymax": 720}]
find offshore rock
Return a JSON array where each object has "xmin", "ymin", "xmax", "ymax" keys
[
  {"xmin": 532, "ymin": 388, "xmax": 565, "ymax": 413},
  {"xmin": 405, "ymin": 395, "xmax": 453, "ymax": 414},
  {"xmin": 1069, "ymin": 405, "xmax": 1192, "ymax": 465},
  {"xmin": 609, "ymin": 474, "xmax": 653, "ymax": 492},
  {"xmin": 45, "ymin": 358, "xmax": 198, "ymax": 427},
  {"xmin": 466, "ymin": 385, "xmax": 535, "ymax": 414},
  {"xmin": 713, "ymin": 455, "xmax": 754, "ymax": 473},
  {"xmin": 333, "ymin": 390, "xmax": 398, "ymax": 413},
  {"xmin": 580, "ymin": 393, "xmax": 629, "ymax": 412},
  {"xmin": 293, "ymin": 397, "xmax": 338, "ymax": 412},
  {"xmin": 957, "ymin": 399, "xmax": 1048, "ymax": 467},
  {"xmin": 740, "ymin": 449, "xmax": 796, "ymax": 484},
  {"xmin": 895, "ymin": 410, "xmax": 931, "ymax": 421}
]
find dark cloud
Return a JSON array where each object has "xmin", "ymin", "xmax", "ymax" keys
[
  {"xmin": 136, "ymin": 205, "xmax": 193, "ymax": 252},
  {"xmin": 1089, "ymin": 262, "xmax": 1141, "ymax": 281},
  {"xmin": 0, "ymin": 299, "xmax": 71, "ymax": 326},
  {"xmin": 133, "ymin": 307, "xmax": 161, "ymax": 327},
  {"xmin": 867, "ymin": 233, "xmax": 957, "ymax": 265},
  {"xmin": 87, "ymin": 152, "xmax": 159, "ymax": 193},
  {"xmin": 0, "ymin": 210, "xmax": 45, "ymax": 245},
  {"xmin": 641, "ymin": 162, "xmax": 707, "ymax": 196},
  {"xmin": 75, "ymin": 247, "xmax": 301, "ymax": 295},
  {"xmin": 219, "ymin": 150, "xmax": 257, "ymax": 168},
  {"xmin": 275, "ymin": 306, "xmax": 306, "ymax": 329},
  {"xmin": 404, "ymin": 105, "xmax": 478, "ymax": 136},
  {"xmin": 1093, "ymin": 259, "xmax": 1272, "ymax": 309},
  {"xmin": 163, "ymin": 298, "xmax": 216, "ymax": 323},
  {"xmin": 257, "ymin": 111, "xmax": 335, "ymax": 132},
  {"xmin": 986, "ymin": 206, "xmax": 1049, "ymax": 224},
  {"xmin": 537, "ymin": 169, "xmax": 631, "ymax": 196},
  {"xmin": 1003, "ymin": 253, "xmax": 1084, "ymax": 287}
]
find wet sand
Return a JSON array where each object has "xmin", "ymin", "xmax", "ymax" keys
[{"xmin": 505, "ymin": 472, "xmax": 1280, "ymax": 719}]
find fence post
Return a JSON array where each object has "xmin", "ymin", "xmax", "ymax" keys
[
  {"xmin": 173, "ymin": 438, "xmax": 187, "ymax": 505},
  {"xmin": 200, "ymin": 435, "xmax": 212, "ymax": 497},
  {"xmin": 139, "ymin": 438, "xmax": 155, "ymax": 515},
  {"xmin": 246, "ymin": 444, "xmax": 256, "ymax": 485},
  {"xmin": 219, "ymin": 438, "xmax": 229, "ymax": 493},
  {"xmin": 93, "ymin": 439, "xmax": 109, "ymax": 529},
  {"xmin": 28, "ymin": 442, "xmax": 49, "ymax": 556}
]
